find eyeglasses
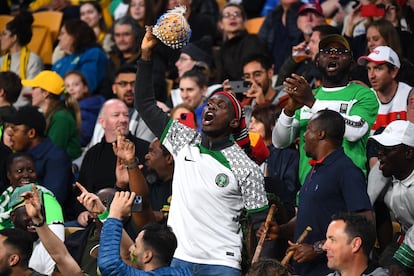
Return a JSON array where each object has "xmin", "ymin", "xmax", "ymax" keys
[
  {"xmin": 222, "ymin": 11, "xmax": 242, "ymax": 19},
  {"xmin": 115, "ymin": 80, "xmax": 135, "ymax": 87},
  {"xmin": 319, "ymin": 48, "xmax": 350, "ymax": 55},
  {"xmin": 376, "ymin": 144, "xmax": 405, "ymax": 155}
]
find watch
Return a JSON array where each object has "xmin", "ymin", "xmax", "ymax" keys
[
  {"xmin": 124, "ymin": 157, "xmax": 139, "ymax": 169},
  {"xmin": 32, "ymin": 219, "xmax": 45, "ymax": 227}
]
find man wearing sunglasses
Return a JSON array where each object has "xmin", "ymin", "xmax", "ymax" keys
[
  {"xmin": 273, "ymin": 34, "xmax": 379, "ymax": 186},
  {"xmin": 369, "ymin": 120, "xmax": 414, "ymax": 276}
]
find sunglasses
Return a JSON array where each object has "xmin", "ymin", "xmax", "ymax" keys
[{"xmin": 319, "ymin": 48, "xmax": 350, "ymax": 55}]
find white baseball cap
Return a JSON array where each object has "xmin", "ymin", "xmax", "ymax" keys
[
  {"xmin": 370, "ymin": 120, "xmax": 414, "ymax": 147},
  {"xmin": 358, "ymin": 46, "xmax": 400, "ymax": 68}
]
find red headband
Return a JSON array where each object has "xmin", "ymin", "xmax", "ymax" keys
[{"xmin": 215, "ymin": 91, "xmax": 242, "ymax": 121}]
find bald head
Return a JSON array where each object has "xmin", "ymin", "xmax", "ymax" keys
[{"xmin": 99, "ymin": 99, "xmax": 130, "ymax": 142}]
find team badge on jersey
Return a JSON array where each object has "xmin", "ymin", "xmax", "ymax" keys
[
  {"xmin": 215, "ymin": 173, "xmax": 229, "ymax": 187},
  {"xmin": 339, "ymin": 103, "xmax": 348, "ymax": 114}
]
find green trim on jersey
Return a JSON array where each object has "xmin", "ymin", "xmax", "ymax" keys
[
  {"xmin": 196, "ymin": 144, "xmax": 230, "ymax": 170},
  {"xmin": 160, "ymin": 119, "xmax": 174, "ymax": 143},
  {"xmin": 246, "ymin": 205, "xmax": 269, "ymax": 214}
]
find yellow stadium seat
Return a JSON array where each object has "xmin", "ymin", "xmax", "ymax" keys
[
  {"xmin": 244, "ymin": 17, "xmax": 265, "ymax": 34},
  {"xmin": 28, "ymin": 25, "xmax": 54, "ymax": 65},
  {"xmin": 33, "ymin": 11, "xmax": 63, "ymax": 42}
]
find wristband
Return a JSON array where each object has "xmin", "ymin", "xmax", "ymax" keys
[
  {"xmin": 124, "ymin": 157, "xmax": 139, "ymax": 169},
  {"xmin": 32, "ymin": 219, "xmax": 45, "ymax": 227},
  {"xmin": 97, "ymin": 209, "xmax": 109, "ymax": 221}
]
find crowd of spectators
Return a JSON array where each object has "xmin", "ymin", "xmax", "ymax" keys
[{"xmin": 1, "ymin": 0, "xmax": 414, "ymax": 275}]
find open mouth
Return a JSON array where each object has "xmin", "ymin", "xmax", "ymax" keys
[
  {"xmin": 327, "ymin": 61, "xmax": 338, "ymax": 71},
  {"xmin": 19, "ymin": 179, "xmax": 31, "ymax": 185},
  {"xmin": 203, "ymin": 112, "xmax": 214, "ymax": 125},
  {"xmin": 27, "ymin": 225, "xmax": 36, "ymax": 232}
]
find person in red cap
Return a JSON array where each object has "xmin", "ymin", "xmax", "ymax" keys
[{"xmin": 135, "ymin": 27, "xmax": 269, "ymax": 276}]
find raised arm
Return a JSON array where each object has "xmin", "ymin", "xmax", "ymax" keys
[
  {"xmin": 98, "ymin": 192, "xmax": 140, "ymax": 275},
  {"xmin": 113, "ymin": 133, "xmax": 156, "ymax": 227},
  {"xmin": 135, "ymin": 27, "xmax": 170, "ymax": 138},
  {"xmin": 76, "ymin": 182, "xmax": 134, "ymax": 264},
  {"xmin": 23, "ymin": 184, "xmax": 84, "ymax": 276}
]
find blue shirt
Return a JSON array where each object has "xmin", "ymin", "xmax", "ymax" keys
[
  {"xmin": 26, "ymin": 137, "xmax": 73, "ymax": 205},
  {"xmin": 52, "ymin": 47, "xmax": 108, "ymax": 93},
  {"xmin": 98, "ymin": 218, "xmax": 194, "ymax": 276},
  {"xmin": 294, "ymin": 148, "xmax": 372, "ymax": 276}
]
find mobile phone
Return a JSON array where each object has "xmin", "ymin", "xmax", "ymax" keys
[
  {"xmin": 360, "ymin": 4, "xmax": 385, "ymax": 17},
  {"xmin": 179, "ymin": 112, "xmax": 196, "ymax": 129},
  {"xmin": 106, "ymin": 194, "xmax": 143, "ymax": 212},
  {"xmin": 227, "ymin": 80, "xmax": 252, "ymax": 93},
  {"xmin": 131, "ymin": 195, "xmax": 142, "ymax": 212}
]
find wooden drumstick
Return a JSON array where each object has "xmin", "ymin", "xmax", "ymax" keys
[
  {"xmin": 281, "ymin": 226, "xmax": 312, "ymax": 266},
  {"xmin": 251, "ymin": 204, "xmax": 277, "ymax": 264}
]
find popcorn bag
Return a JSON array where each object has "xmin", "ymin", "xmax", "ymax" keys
[{"xmin": 152, "ymin": 5, "xmax": 192, "ymax": 49}]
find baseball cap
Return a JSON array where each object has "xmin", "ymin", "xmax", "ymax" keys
[
  {"xmin": 21, "ymin": 70, "xmax": 65, "ymax": 95},
  {"xmin": 370, "ymin": 120, "xmax": 414, "ymax": 147},
  {"xmin": 298, "ymin": 2, "xmax": 324, "ymax": 17},
  {"xmin": 3, "ymin": 105, "xmax": 46, "ymax": 137},
  {"xmin": 357, "ymin": 46, "xmax": 400, "ymax": 68},
  {"xmin": 319, "ymin": 34, "xmax": 350, "ymax": 51}
]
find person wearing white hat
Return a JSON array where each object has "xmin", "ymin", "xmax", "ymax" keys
[
  {"xmin": 358, "ymin": 45, "xmax": 414, "ymax": 168},
  {"xmin": 368, "ymin": 120, "xmax": 414, "ymax": 276}
]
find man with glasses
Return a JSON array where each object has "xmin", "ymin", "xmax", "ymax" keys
[
  {"xmin": 88, "ymin": 65, "xmax": 155, "ymax": 146},
  {"xmin": 272, "ymin": 34, "xmax": 379, "ymax": 185},
  {"xmin": 369, "ymin": 120, "xmax": 414, "ymax": 276},
  {"xmin": 240, "ymin": 54, "xmax": 288, "ymax": 112},
  {"xmin": 276, "ymin": 24, "xmax": 340, "ymax": 88}
]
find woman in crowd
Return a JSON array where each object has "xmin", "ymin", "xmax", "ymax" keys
[
  {"xmin": 127, "ymin": 0, "xmax": 155, "ymax": 29},
  {"xmin": 0, "ymin": 11, "xmax": 43, "ymax": 80},
  {"xmin": 23, "ymin": 70, "xmax": 82, "ymax": 160},
  {"xmin": 178, "ymin": 69, "xmax": 209, "ymax": 132},
  {"xmin": 170, "ymin": 37, "xmax": 220, "ymax": 107},
  {"xmin": 64, "ymin": 71, "xmax": 105, "ymax": 147},
  {"xmin": 0, "ymin": 11, "xmax": 43, "ymax": 106},
  {"xmin": 352, "ymin": 19, "xmax": 414, "ymax": 86},
  {"xmin": 0, "ymin": 153, "xmax": 63, "ymax": 233},
  {"xmin": 80, "ymin": 1, "xmax": 113, "ymax": 54},
  {"xmin": 52, "ymin": 19, "xmax": 108, "ymax": 94},
  {"xmin": 216, "ymin": 3, "xmax": 267, "ymax": 81}
]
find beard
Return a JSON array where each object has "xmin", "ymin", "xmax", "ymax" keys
[{"xmin": 0, "ymin": 266, "xmax": 12, "ymax": 276}]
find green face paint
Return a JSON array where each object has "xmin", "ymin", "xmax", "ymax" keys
[{"xmin": 130, "ymin": 248, "xmax": 138, "ymax": 266}]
